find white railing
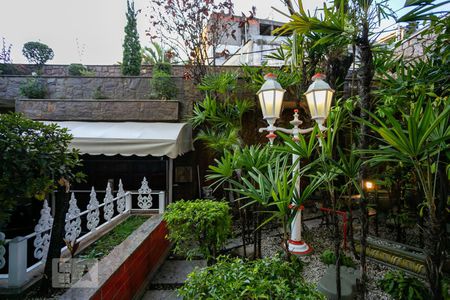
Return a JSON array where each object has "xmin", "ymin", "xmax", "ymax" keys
[{"xmin": 0, "ymin": 177, "xmax": 165, "ymax": 288}]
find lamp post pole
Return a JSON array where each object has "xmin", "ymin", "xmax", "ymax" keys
[{"xmin": 257, "ymin": 73, "xmax": 334, "ymax": 256}]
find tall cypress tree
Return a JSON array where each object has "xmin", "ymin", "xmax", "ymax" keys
[{"xmin": 122, "ymin": 0, "xmax": 141, "ymax": 75}]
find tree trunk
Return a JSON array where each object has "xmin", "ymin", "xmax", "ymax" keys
[
  {"xmin": 283, "ymin": 0, "xmax": 296, "ymax": 15},
  {"xmin": 425, "ymin": 214, "xmax": 445, "ymax": 300},
  {"xmin": 424, "ymin": 160, "xmax": 448, "ymax": 300},
  {"xmin": 39, "ymin": 188, "xmax": 69, "ymax": 296},
  {"xmin": 357, "ymin": 16, "xmax": 374, "ymax": 300},
  {"xmin": 348, "ymin": 190, "xmax": 359, "ymax": 259},
  {"xmin": 358, "ymin": 198, "xmax": 369, "ymax": 299}
]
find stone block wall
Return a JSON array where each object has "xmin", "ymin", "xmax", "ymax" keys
[
  {"xmin": 394, "ymin": 30, "xmax": 435, "ymax": 61},
  {"xmin": 16, "ymin": 99, "xmax": 179, "ymax": 121},
  {"xmin": 0, "ymin": 76, "xmax": 183, "ymax": 100},
  {"xmin": 0, "ymin": 64, "xmax": 248, "ymax": 120}
]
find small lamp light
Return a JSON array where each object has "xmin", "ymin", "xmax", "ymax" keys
[
  {"xmin": 256, "ymin": 73, "xmax": 286, "ymax": 128},
  {"xmin": 364, "ymin": 180, "xmax": 375, "ymax": 190},
  {"xmin": 304, "ymin": 73, "xmax": 335, "ymax": 126}
]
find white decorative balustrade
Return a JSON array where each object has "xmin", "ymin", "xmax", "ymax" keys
[
  {"xmin": 0, "ymin": 177, "xmax": 166, "ymax": 288},
  {"xmin": 33, "ymin": 200, "xmax": 53, "ymax": 260}
]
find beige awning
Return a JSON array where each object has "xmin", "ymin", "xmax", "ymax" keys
[{"xmin": 43, "ymin": 121, "xmax": 194, "ymax": 158}]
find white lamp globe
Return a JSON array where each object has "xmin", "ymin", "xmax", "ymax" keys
[
  {"xmin": 304, "ymin": 73, "xmax": 335, "ymax": 126},
  {"xmin": 256, "ymin": 73, "xmax": 286, "ymax": 126}
]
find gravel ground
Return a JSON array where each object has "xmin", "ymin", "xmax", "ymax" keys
[{"xmin": 256, "ymin": 219, "xmax": 392, "ymax": 300}]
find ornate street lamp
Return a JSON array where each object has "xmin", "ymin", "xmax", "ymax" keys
[
  {"xmin": 257, "ymin": 73, "xmax": 286, "ymax": 143},
  {"xmin": 257, "ymin": 73, "xmax": 334, "ymax": 256},
  {"xmin": 304, "ymin": 73, "xmax": 335, "ymax": 127}
]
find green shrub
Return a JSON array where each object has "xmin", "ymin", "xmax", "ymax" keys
[
  {"xmin": 22, "ymin": 41, "xmax": 54, "ymax": 66},
  {"xmin": 163, "ymin": 199, "xmax": 231, "ymax": 260},
  {"xmin": 320, "ymin": 249, "xmax": 356, "ymax": 268},
  {"xmin": 0, "ymin": 63, "xmax": 18, "ymax": 75},
  {"xmin": 153, "ymin": 62, "xmax": 172, "ymax": 74},
  {"xmin": 68, "ymin": 63, "xmax": 87, "ymax": 76},
  {"xmin": 442, "ymin": 276, "xmax": 450, "ymax": 299},
  {"xmin": 378, "ymin": 271, "xmax": 429, "ymax": 300},
  {"xmin": 0, "ymin": 113, "xmax": 83, "ymax": 227},
  {"xmin": 93, "ymin": 86, "xmax": 108, "ymax": 99},
  {"xmin": 79, "ymin": 68, "xmax": 95, "ymax": 76},
  {"xmin": 19, "ymin": 77, "xmax": 47, "ymax": 99},
  {"xmin": 150, "ymin": 70, "xmax": 177, "ymax": 99},
  {"xmin": 178, "ymin": 255, "xmax": 325, "ymax": 300},
  {"xmin": 198, "ymin": 71, "xmax": 238, "ymax": 95}
]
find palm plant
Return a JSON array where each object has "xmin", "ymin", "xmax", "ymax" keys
[
  {"xmin": 189, "ymin": 71, "xmax": 253, "ymax": 155},
  {"xmin": 361, "ymin": 99, "xmax": 450, "ymax": 299},
  {"xmin": 334, "ymin": 146, "xmax": 364, "ymax": 256},
  {"xmin": 207, "ymin": 145, "xmax": 274, "ymax": 258},
  {"xmin": 275, "ymin": 2, "xmax": 394, "ymax": 296},
  {"xmin": 190, "ymin": 95, "xmax": 253, "ymax": 154},
  {"xmin": 229, "ymin": 154, "xmax": 325, "ymax": 259},
  {"xmin": 141, "ymin": 41, "xmax": 172, "ymax": 64},
  {"xmin": 313, "ymin": 104, "xmax": 350, "ymax": 299},
  {"xmin": 198, "ymin": 72, "xmax": 238, "ymax": 96}
]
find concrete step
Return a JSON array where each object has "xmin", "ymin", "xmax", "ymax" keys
[
  {"xmin": 142, "ymin": 290, "xmax": 181, "ymax": 300},
  {"xmin": 150, "ymin": 260, "xmax": 206, "ymax": 285}
]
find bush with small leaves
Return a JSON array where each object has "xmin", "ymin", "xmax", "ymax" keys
[
  {"xmin": 320, "ymin": 249, "xmax": 356, "ymax": 268},
  {"xmin": 19, "ymin": 77, "xmax": 47, "ymax": 99},
  {"xmin": 153, "ymin": 62, "xmax": 172, "ymax": 74},
  {"xmin": 68, "ymin": 63, "xmax": 87, "ymax": 76},
  {"xmin": 378, "ymin": 270, "xmax": 429, "ymax": 300},
  {"xmin": 22, "ymin": 41, "xmax": 54, "ymax": 66},
  {"xmin": 178, "ymin": 255, "xmax": 325, "ymax": 300},
  {"xmin": 163, "ymin": 199, "xmax": 231, "ymax": 261},
  {"xmin": 150, "ymin": 70, "xmax": 177, "ymax": 99}
]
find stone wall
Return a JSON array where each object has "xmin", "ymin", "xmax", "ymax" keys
[
  {"xmin": 0, "ymin": 76, "xmax": 183, "ymax": 100},
  {"xmin": 0, "ymin": 75, "xmax": 192, "ymax": 120},
  {"xmin": 3, "ymin": 64, "xmax": 242, "ymax": 77},
  {"xmin": 394, "ymin": 29, "xmax": 435, "ymax": 61},
  {"xmin": 0, "ymin": 64, "xmax": 248, "ymax": 120},
  {"xmin": 16, "ymin": 99, "xmax": 179, "ymax": 121}
]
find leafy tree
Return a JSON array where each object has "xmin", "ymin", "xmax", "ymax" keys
[
  {"xmin": 372, "ymin": 4, "xmax": 450, "ymax": 298},
  {"xmin": 362, "ymin": 100, "xmax": 450, "ymax": 299},
  {"xmin": 0, "ymin": 113, "xmax": 84, "ymax": 295},
  {"xmin": 149, "ymin": 0, "xmax": 235, "ymax": 83},
  {"xmin": 22, "ymin": 41, "xmax": 54, "ymax": 66},
  {"xmin": 0, "ymin": 113, "xmax": 82, "ymax": 227},
  {"xmin": 122, "ymin": 0, "xmax": 141, "ymax": 75}
]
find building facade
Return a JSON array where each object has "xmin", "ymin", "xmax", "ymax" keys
[{"xmin": 206, "ymin": 13, "xmax": 288, "ymax": 66}]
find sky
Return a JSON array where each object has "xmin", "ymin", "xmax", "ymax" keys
[{"xmin": 0, "ymin": 0, "xmax": 411, "ymax": 65}]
